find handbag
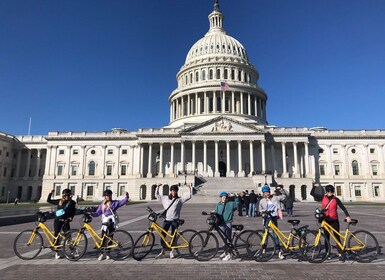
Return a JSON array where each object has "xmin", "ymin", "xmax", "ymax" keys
[{"xmin": 55, "ymin": 202, "xmax": 70, "ymax": 217}]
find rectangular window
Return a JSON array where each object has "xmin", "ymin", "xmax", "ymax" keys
[
  {"xmin": 354, "ymin": 186, "xmax": 362, "ymax": 197},
  {"xmin": 1, "ymin": 186, "xmax": 5, "ymax": 196},
  {"xmin": 372, "ymin": 165, "xmax": 378, "ymax": 176},
  {"xmin": 336, "ymin": 185, "xmax": 342, "ymax": 196},
  {"xmin": 69, "ymin": 185, "xmax": 75, "ymax": 195},
  {"xmin": 107, "ymin": 149, "xmax": 113, "ymax": 155},
  {"xmin": 373, "ymin": 185, "xmax": 380, "ymax": 197},
  {"xmin": 121, "ymin": 165, "xmax": 127, "ymax": 176},
  {"xmin": 3, "ymin": 167, "xmax": 7, "ymax": 177},
  {"xmin": 333, "ymin": 148, "xmax": 339, "ymax": 154},
  {"xmin": 319, "ymin": 164, "xmax": 325, "ymax": 175},
  {"xmin": 122, "ymin": 149, "xmax": 127, "ymax": 155},
  {"xmin": 73, "ymin": 150, "xmax": 79, "ymax": 155},
  {"xmin": 71, "ymin": 165, "xmax": 77, "ymax": 176},
  {"xmin": 59, "ymin": 150, "xmax": 64, "ymax": 155},
  {"xmin": 55, "ymin": 185, "xmax": 61, "ymax": 196},
  {"xmin": 106, "ymin": 165, "xmax": 113, "ymax": 176},
  {"xmin": 0, "ymin": 150, "xmax": 2, "ymax": 156},
  {"xmin": 119, "ymin": 184, "xmax": 126, "ymax": 196},
  {"xmin": 87, "ymin": 185, "xmax": 93, "ymax": 196},
  {"xmin": 370, "ymin": 148, "xmax": 375, "ymax": 154},
  {"xmin": 57, "ymin": 165, "xmax": 63, "ymax": 176},
  {"xmin": 334, "ymin": 165, "xmax": 340, "ymax": 175},
  {"xmin": 6, "ymin": 152, "xmax": 9, "ymax": 157}
]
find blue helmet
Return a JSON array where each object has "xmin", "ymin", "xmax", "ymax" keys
[
  {"xmin": 261, "ymin": 185, "xmax": 270, "ymax": 193},
  {"xmin": 219, "ymin": 191, "xmax": 228, "ymax": 197}
]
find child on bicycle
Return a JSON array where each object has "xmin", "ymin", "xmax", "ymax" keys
[
  {"xmin": 47, "ymin": 188, "xmax": 76, "ymax": 259},
  {"xmin": 155, "ymin": 183, "xmax": 193, "ymax": 259},
  {"xmin": 215, "ymin": 191, "xmax": 238, "ymax": 261},
  {"xmin": 258, "ymin": 185, "xmax": 286, "ymax": 260},
  {"xmin": 90, "ymin": 189, "xmax": 129, "ymax": 260},
  {"xmin": 310, "ymin": 183, "xmax": 351, "ymax": 262}
]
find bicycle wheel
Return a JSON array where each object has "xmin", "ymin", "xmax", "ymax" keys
[
  {"xmin": 132, "ymin": 232, "xmax": 155, "ymax": 260},
  {"xmin": 62, "ymin": 231, "xmax": 88, "ymax": 261},
  {"xmin": 234, "ymin": 230, "xmax": 258, "ymax": 259},
  {"xmin": 254, "ymin": 230, "xmax": 276, "ymax": 262},
  {"xmin": 189, "ymin": 231, "xmax": 219, "ymax": 261},
  {"xmin": 347, "ymin": 230, "xmax": 379, "ymax": 263},
  {"xmin": 299, "ymin": 230, "xmax": 330, "ymax": 263},
  {"xmin": 174, "ymin": 229, "xmax": 197, "ymax": 258},
  {"xmin": 14, "ymin": 230, "xmax": 43, "ymax": 260},
  {"xmin": 107, "ymin": 230, "xmax": 134, "ymax": 260}
]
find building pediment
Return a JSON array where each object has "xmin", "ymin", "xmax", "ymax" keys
[{"xmin": 181, "ymin": 116, "xmax": 263, "ymax": 134}]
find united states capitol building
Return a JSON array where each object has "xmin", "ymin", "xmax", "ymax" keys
[{"xmin": 1, "ymin": 1, "xmax": 384, "ymax": 203}]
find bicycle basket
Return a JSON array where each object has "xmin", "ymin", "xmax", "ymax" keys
[
  {"xmin": 83, "ymin": 214, "xmax": 92, "ymax": 223},
  {"xmin": 37, "ymin": 213, "xmax": 47, "ymax": 223},
  {"xmin": 314, "ymin": 208, "xmax": 324, "ymax": 220},
  {"xmin": 148, "ymin": 212, "xmax": 157, "ymax": 222},
  {"xmin": 207, "ymin": 213, "xmax": 222, "ymax": 226}
]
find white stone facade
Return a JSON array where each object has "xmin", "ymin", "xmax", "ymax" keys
[{"xmin": 1, "ymin": 1, "xmax": 384, "ymax": 203}]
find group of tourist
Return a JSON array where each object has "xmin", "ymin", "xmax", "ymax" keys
[{"xmin": 46, "ymin": 181, "xmax": 351, "ymax": 262}]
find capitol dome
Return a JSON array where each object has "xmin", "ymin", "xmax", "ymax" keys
[{"xmin": 168, "ymin": 0, "xmax": 268, "ymax": 128}]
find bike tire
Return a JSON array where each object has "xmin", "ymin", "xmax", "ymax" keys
[
  {"xmin": 254, "ymin": 230, "xmax": 276, "ymax": 262},
  {"xmin": 347, "ymin": 230, "xmax": 379, "ymax": 263},
  {"xmin": 174, "ymin": 229, "xmax": 197, "ymax": 258},
  {"xmin": 14, "ymin": 230, "xmax": 43, "ymax": 260},
  {"xmin": 189, "ymin": 230, "xmax": 219, "ymax": 261},
  {"xmin": 234, "ymin": 230, "xmax": 259, "ymax": 259},
  {"xmin": 132, "ymin": 232, "xmax": 155, "ymax": 261},
  {"xmin": 107, "ymin": 230, "xmax": 134, "ymax": 260},
  {"xmin": 299, "ymin": 230, "xmax": 330, "ymax": 263},
  {"xmin": 62, "ymin": 231, "xmax": 88, "ymax": 261}
]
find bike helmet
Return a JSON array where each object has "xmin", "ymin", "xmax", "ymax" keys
[
  {"xmin": 219, "ymin": 191, "xmax": 228, "ymax": 197},
  {"xmin": 103, "ymin": 189, "xmax": 113, "ymax": 196},
  {"xmin": 62, "ymin": 188, "xmax": 72, "ymax": 196},
  {"xmin": 325, "ymin": 185, "xmax": 335, "ymax": 193},
  {"xmin": 261, "ymin": 185, "xmax": 270, "ymax": 193},
  {"xmin": 170, "ymin": 184, "xmax": 179, "ymax": 192}
]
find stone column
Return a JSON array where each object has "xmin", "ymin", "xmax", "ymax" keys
[
  {"xmin": 130, "ymin": 146, "xmax": 135, "ymax": 175},
  {"xmin": 240, "ymin": 92, "xmax": 244, "ymax": 114},
  {"xmin": 159, "ymin": 143, "xmax": 164, "ymax": 177},
  {"xmin": 147, "ymin": 144, "xmax": 153, "ymax": 178},
  {"xmin": 254, "ymin": 97, "xmax": 257, "ymax": 116},
  {"xmin": 80, "ymin": 145, "xmax": 86, "ymax": 178},
  {"xmin": 237, "ymin": 140, "xmax": 243, "ymax": 177},
  {"xmin": 214, "ymin": 140, "xmax": 219, "ymax": 177},
  {"xmin": 270, "ymin": 143, "xmax": 275, "ymax": 175},
  {"xmin": 213, "ymin": 91, "xmax": 217, "ymax": 113},
  {"xmin": 342, "ymin": 144, "xmax": 348, "ymax": 177},
  {"xmin": 261, "ymin": 140, "xmax": 266, "ymax": 174},
  {"xmin": 222, "ymin": 91, "xmax": 225, "ymax": 113},
  {"xmin": 35, "ymin": 149, "xmax": 41, "ymax": 178},
  {"xmin": 304, "ymin": 141, "xmax": 310, "ymax": 177},
  {"xmin": 226, "ymin": 140, "xmax": 231, "ymax": 177},
  {"xmin": 25, "ymin": 149, "xmax": 31, "ymax": 178},
  {"xmin": 363, "ymin": 144, "xmax": 369, "ymax": 176},
  {"xmin": 16, "ymin": 150, "xmax": 22, "ymax": 177},
  {"xmin": 170, "ymin": 143, "xmax": 175, "ymax": 176},
  {"xmin": 203, "ymin": 141, "xmax": 207, "ymax": 174},
  {"xmin": 66, "ymin": 146, "xmax": 71, "ymax": 178},
  {"xmin": 139, "ymin": 144, "xmax": 144, "ymax": 177},
  {"xmin": 187, "ymin": 94, "xmax": 191, "ymax": 115},
  {"xmin": 281, "ymin": 142, "xmax": 287, "ymax": 177},
  {"xmin": 326, "ymin": 144, "xmax": 332, "ymax": 177},
  {"xmin": 192, "ymin": 141, "xmax": 196, "ymax": 174},
  {"xmin": 231, "ymin": 91, "xmax": 235, "ymax": 113},
  {"xmin": 181, "ymin": 141, "xmax": 185, "ymax": 173},
  {"xmin": 248, "ymin": 94, "xmax": 251, "ymax": 115},
  {"xmin": 378, "ymin": 144, "xmax": 385, "ymax": 176},
  {"xmin": 249, "ymin": 140, "xmax": 254, "ymax": 176},
  {"xmin": 293, "ymin": 142, "xmax": 298, "ymax": 178},
  {"xmin": 195, "ymin": 93, "xmax": 199, "ymax": 115},
  {"xmin": 205, "ymin": 92, "xmax": 208, "ymax": 114}
]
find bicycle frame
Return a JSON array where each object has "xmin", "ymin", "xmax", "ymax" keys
[
  {"xmin": 76, "ymin": 222, "xmax": 122, "ymax": 250},
  {"xmin": 147, "ymin": 221, "xmax": 188, "ymax": 249},
  {"xmin": 33, "ymin": 222, "xmax": 65, "ymax": 249},
  {"xmin": 262, "ymin": 220, "xmax": 298, "ymax": 251}
]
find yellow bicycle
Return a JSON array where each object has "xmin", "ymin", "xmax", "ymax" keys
[
  {"xmin": 132, "ymin": 206, "xmax": 197, "ymax": 260},
  {"xmin": 299, "ymin": 208, "xmax": 380, "ymax": 263},
  {"xmin": 62, "ymin": 212, "xmax": 133, "ymax": 261},
  {"xmin": 254, "ymin": 210, "xmax": 310, "ymax": 262},
  {"xmin": 13, "ymin": 211, "xmax": 73, "ymax": 260}
]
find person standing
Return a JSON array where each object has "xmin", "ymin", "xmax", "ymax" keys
[
  {"xmin": 237, "ymin": 192, "xmax": 244, "ymax": 216},
  {"xmin": 248, "ymin": 190, "xmax": 257, "ymax": 217},
  {"xmin": 243, "ymin": 190, "xmax": 250, "ymax": 217},
  {"xmin": 90, "ymin": 189, "xmax": 129, "ymax": 260},
  {"xmin": 284, "ymin": 195, "xmax": 294, "ymax": 217},
  {"xmin": 310, "ymin": 183, "xmax": 351, "ymax": 262},
  {"xmin": 215, "ymin": 192, "xmax": 238, "ymax": 261},
  {"xmin": 155, "ymin": 183, "xmax": 193, "ymax": 259},
  {"xmin": 47, "ymin": 188, "xmax": 76, "ymax": 259}
]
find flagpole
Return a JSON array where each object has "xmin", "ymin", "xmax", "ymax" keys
[{"xmin": 28, "ymin": 117, "xmax": 32, "ymax": 135}]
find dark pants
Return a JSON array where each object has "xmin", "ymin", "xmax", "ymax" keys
[
  {"xmin": 54, "ymin": 219, "xmax": 70, "ymax": 237},
  {"xmin": 324, "ymin": 219, "xmax": 343, "ymax": 254},
  {"xmin": 161, "ymin": 220, "xmax": 179, "ymax": 249},
  {"xmin": 264, "ymin": 216, "xmax": 281, "ymax": 250},
  {"xmin": 238, "ymin": 204, "xmax": 243, "ymax": 216}
]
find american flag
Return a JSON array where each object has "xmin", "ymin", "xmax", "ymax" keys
[{"xmin": 220, "ymin": 81, "xmax": 230, "ymax": 91}]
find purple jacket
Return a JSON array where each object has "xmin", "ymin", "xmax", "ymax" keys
[{"xmin": 91, "ymin": 195, "xmax": 128, "ymax": 217}]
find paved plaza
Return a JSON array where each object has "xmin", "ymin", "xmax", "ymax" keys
[{"xmin": 0, "ymin": 199, "xmax": 384, "ymax": 279}]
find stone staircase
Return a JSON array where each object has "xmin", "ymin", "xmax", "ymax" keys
[{"xmin": 192, "ymin": 177, "xmax": 255, "ymax": 203}]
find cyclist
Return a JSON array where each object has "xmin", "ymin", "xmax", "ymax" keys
[
  {"xmin": 90, "ymin": 189, "xmax": 129, "ymax": 260},
  {"xmin": 155, "ymin": 183, "xmax": 193, "ymax": 259},
  {"xmin": 258, "ymin": 185, "xmax": 286, "ymax": 260},
  {"xmin": 215, "ymin": 191, "xmax": 238, "ymax": 261},
  {"xmin": 310, "ymin": 183, "xmax": 351, "ymax": 262},
  {"xmin": 47, "ymin": 188, "xmax": 76, "ymax": 259}
]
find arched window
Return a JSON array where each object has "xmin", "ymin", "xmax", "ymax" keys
[
  {"xmin": 216, "ymin": 69, "xmax": 220, "ymax": 79},
  {"xmin": 202, "ymin": 70, "xmax": 206, "ymax": 80},
  {"xmin": 209, "ymin": 69, "xmax": 213, "ymax": 80},
  {"xmin": 352, "ymin": 160, "xmax": 359, "ymax": 175},
  {"xmin": 195, "ymin": 71, "xmax": 199, "ymax": 82},
  {"xmin": 190, "ymin": 73, "xmax": 193, "ymax": 84},
  {"xmin": 89, "ymin": 161, "xmax": 95, "ymax": 176},
  {"xmin": 224, "ymin": 69, "xmax": 228, "ymax": 79}
]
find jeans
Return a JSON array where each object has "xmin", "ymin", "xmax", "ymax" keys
[
  {"xmin": 264, "ymin": 216, "xmax": 281, "ymax": 250},
  {"xmin": 160, "ymin": 220, "xmax": 179, "ymax": 249},
  {"xmin": 219, "ymin": 222, "xmax": 232, "ymax": 244},
  {"xmin": 248, "ymin": 203, "xmax": 256, "ymax": 217},
  {"xmin": 286, "ymin": 208, "xmax": 293, "ymax": 216}
]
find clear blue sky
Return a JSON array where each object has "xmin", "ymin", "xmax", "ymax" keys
[{"xmin": 1, "ymin": 0, "xmax": 385, "ymax": 136}]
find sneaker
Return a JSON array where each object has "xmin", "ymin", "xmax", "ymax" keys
[
  {"xmin": 105, "ymin": 255, "xmax": 110, "ymax": 260},
  {"xmin": 155, "ymin": 251, "xmax": 165, "ymax": 259},
  {"xmin": 338, "ymin": 255, "xmax": 345, "ymax": 263},
  {"xmin": 169, "ymin": 250, "xmax": 175, "ymax": 259},
  {"xmin": 222, "ymin": 254, "xmax": 232, "ymax": 261},
  {"xmin": 98, "ymin": 254, "xmax": 105, "ymax": 261},
  {"xmin": 55, "ymin": 252, "xmax": 63, "ymax": 260},
  {"xmin": 219, "ymin": 252, "xmax": 227, "ymax": 259},
  {"xmin": 278, "ymin": 251, "xmax": 285, "ymax": 260}
]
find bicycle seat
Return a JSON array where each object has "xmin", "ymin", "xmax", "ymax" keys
[
  {"xmin": 232, "ymin": 224, "xmax": 244, "ymax": 231},
  {"xmin": 346, "ymin": 218, "xmax": 358, "ymax": 225},
  {"xmin": 287, "ymin": 219, "xmax": 300, "ymax": 226},
  {"xmin": 176, "ymin": 219, "xmax": 185, "ymax": 226}
]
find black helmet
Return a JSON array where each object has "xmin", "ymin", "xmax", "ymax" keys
[
  {"xmin": 325, "ymin": 185, "xmax": 335, "ymax": 193},
  {"xmin": 103, "ymin": 189, "xmax": 113, "ymax": 196},
  {"xmin": 170, "ymin": 185, "xmax": 179, "ymax": 192},
  {"xmin": 62, "ymin": 189, "xmax": 72, "ymax": 196}
]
